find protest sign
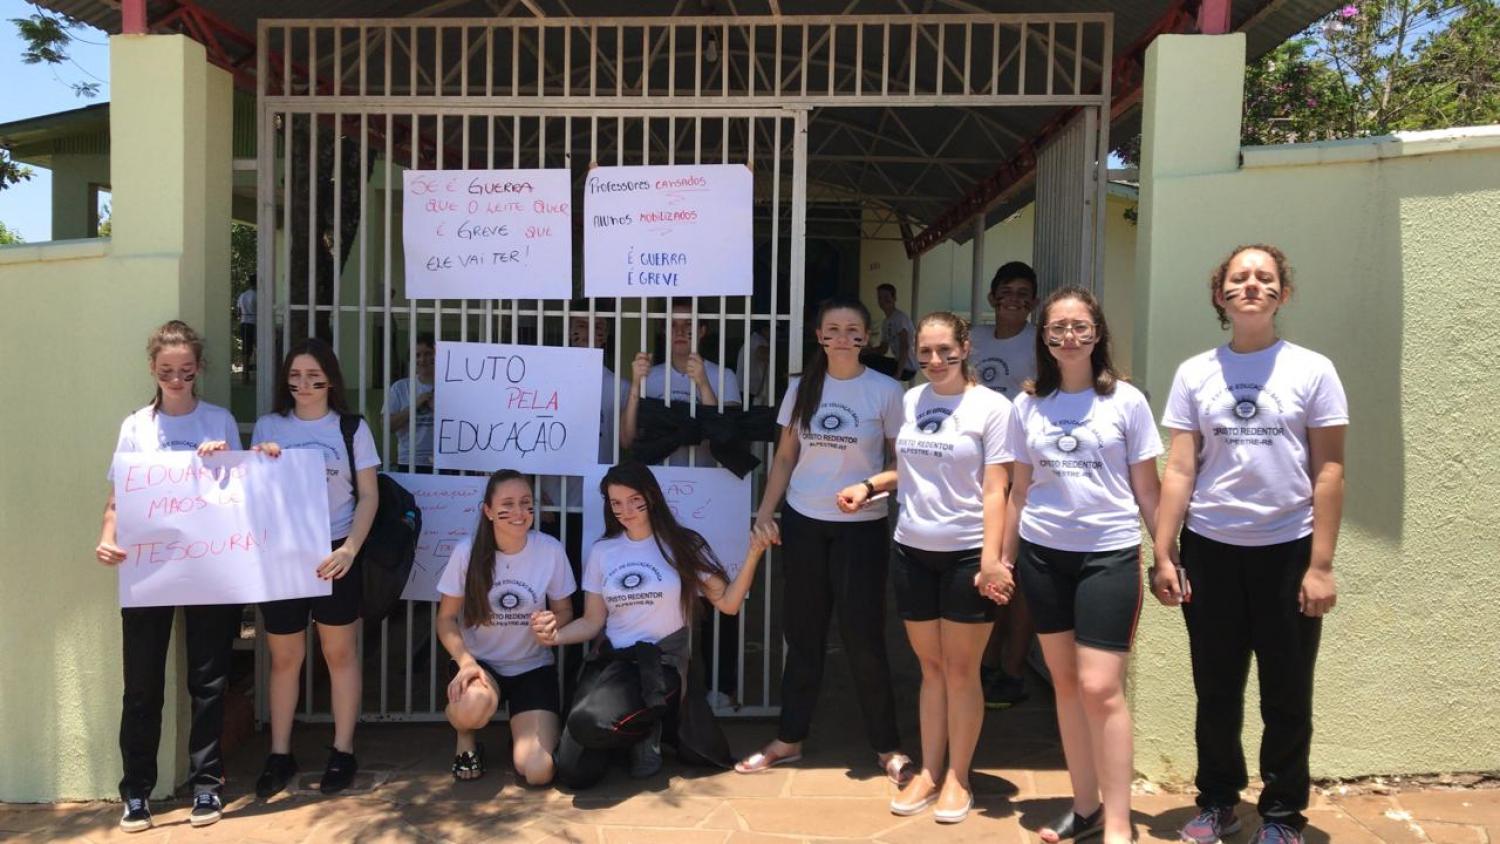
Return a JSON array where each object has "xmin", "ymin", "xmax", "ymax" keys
[
  {"xmin": 386, "ymin": 472, "xmax": 488, "ymax": 602},
  {"xmin": 112, "ymin": 451, "xmax": 332, "ymax": 607},
  {"xmin": 403, "ymin": 168, "xmax": 572, "ymax": 300},
  {"xmin": 583, "ymin": 164, "xmax": 752, "ymax": 298},
  {"xmin": 433, "ymin": 341, "xmax": 604, "ymax": 475},
  {"xmin": 582, "ymin": 465, "xmax": 751, "ymax": 577}
]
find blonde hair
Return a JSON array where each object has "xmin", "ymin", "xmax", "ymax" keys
[
  {"xmin": 147, "ymin": 320, "xmax": 205, "ymax": 414},
  {"xmin": 916, "ymin": 311, "xmax": 978, "ymax": 385}
]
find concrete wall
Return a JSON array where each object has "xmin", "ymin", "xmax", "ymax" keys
[
  {"xmin": 49, "ymin": 153, "xmax": 112, "ymax": 241},
  {"xmin": 1132, "ymin": 34, "xmax": 1500, "ymax": 780},
  {"xmin": 0, "ymin": 34, "xmax": 233, "ymax": 802},
  {"xmin": 859, "ymin": 191, "xmax": 1140, "ymax": 376}
]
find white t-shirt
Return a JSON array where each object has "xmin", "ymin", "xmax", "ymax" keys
[
  {"xmin": 879, "ymin": 309, "xmax": 918, "ymax": 374},
  {"xmin": 1162, "ymin": 340, "xmax": 1349, "ymax": 547},
  {"xmin": 383, "ymin": 377, "xmax": 433, "ymax": 466},
  {"xmin": 643, "ymin": 360, "xmax": 742, "ymax": 466},
  {"xmin": 970, "ymin": 324, "xmax": 1037, "ymax": 400},
  {"xmin": 436, "ymin": 532, "xmax": 577, "ymax": 676},
  {"xmin": 776, "ymin": 368, "xmax": 903, "ymax": 522},
  {"xmin": 251, "ymin": 411, "xmax": 381, "ymax": 540},
  {"xmin": 237, "ymin": 289, "xmax": 257, "ymax": 324},
  {"xmin": 893, "ymin": 385, "xmax": 1018, "ymax": 552},
  {"xmin": 735, "ymin": 331, "xmax": 771, "ymax": 406},
  {"xmin": 543, "ymin": 368, "xmax": 627, "ymax": 509},
  {"xmin": 583, "ymin": 533, "xmax": 711, "ymax": 649},
  {"xmin": 108, "ymin": 401, "xmax": 243, "ymax": 481},
  {"xmin": 1011, "ymin": 381, "xmax": 1162, "ymax": 552}
]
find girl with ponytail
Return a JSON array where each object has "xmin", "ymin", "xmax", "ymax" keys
[{"xmin": 734, "ymin": 298, "xmax": 915, "ymax": 785}]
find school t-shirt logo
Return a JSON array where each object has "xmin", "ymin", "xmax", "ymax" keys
[
  {"xmin": 916, "ymin": 406, "xmax": 954, "ymax": 434},
  {"xmin": 977, "ymin": 357, "xmax": 1011, "ymax": 391},
  {"xmin": 286, "ymin": 440, "xmax": 342, "ymax": 477},
  {"xmin": 1207, "ymin": 383, "xmax": 1286, "ymax": 447},
  {"xmin": 1036, "ymin": 419, "xmax": 1104, "ymax": 478},
  {"xmin": 487, "ymin": 579, "xmax": 540, "ymax": 626},
  {"xmin": 606, "ymin": 561, "xmax": 667, "ymax": 609},
  {"xmin": 806, "ymin": 402, "xmax": 861, "ymax": 450}
]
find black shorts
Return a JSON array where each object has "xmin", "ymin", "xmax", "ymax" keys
[
  {"xmin": 451, "ymin": 660, "xmax": 561, "ymax": 717},
  {"xmin": 260, "ymin": 539, "xmax": 362, "ymax": 635},
  {"xmin": 893, "ymin": 544, "xmax": 997, "ymax": 624},
  {"xmin": 1015, "ymin": 539, "xmax": 1143, "ymax": 652}
]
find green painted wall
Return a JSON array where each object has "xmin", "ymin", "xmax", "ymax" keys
[
  {"xmin": 0, "ymin": 34, "xmax": 233, "ymax": 802},
  {"xmin": 1132, "ymin": 35, "xmax": 1500, "ymax": 780}
]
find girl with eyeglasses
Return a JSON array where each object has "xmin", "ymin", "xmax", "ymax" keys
[
  {"xmin": 531, "ymin": 462, "xmax": 767, "ymax": 789},
  {"xmin": 1156, "ymin": 245, "xmax": 1347, "ymax": 844},
  {"xmin": 97, "ymin": 321, "xmax": 242, "ymax": 832},
  {"xmin": 1004, "ymin": 289, "xmax": 1162, "ymax": 844},
  {"xmin": 436, "ymin": 469, "xmax": 577, "ymax": 785},
  {"xmin": 249, "ymin": 337, "xmax": 380, "ymax": 798}
]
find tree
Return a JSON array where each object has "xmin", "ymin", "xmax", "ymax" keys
[
  {"xmin": 0, "ymin": 145, "xmax": 34, "ymax": 194},
  {"xmin": 10, "ymin": 3, "xmax": 103, "ymax": 98},
  {"xmin": 0, "ymin": 220, "xmax": 23, "ymax": 245},
  {"xmin": 1117, "ymin": 0, "xmax": 1500, "ymax": 164}
]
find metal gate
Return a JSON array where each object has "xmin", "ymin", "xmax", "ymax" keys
[{"xmin": 253, "ymin": 12, "xmax": 1112, "ymax": 723}]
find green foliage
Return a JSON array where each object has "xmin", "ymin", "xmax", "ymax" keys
[
  {"xmin": 0, "ymin": 220, "xmax": 23, "ymax": 245},
  {"xmin": 10, "ymin": 3, "xmax": 103, "ymax": 98},
  {"xmin": 0, "ymin": 145, "xmax": 34, "ymax": 194},
  {"xmin": 230, "ymin": 222, "xmax": 256, "ymax": 298}
]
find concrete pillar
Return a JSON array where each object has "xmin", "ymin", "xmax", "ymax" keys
[{"xmin": 969, "ymin": 214, "xmax": 986, "ymax": 328}]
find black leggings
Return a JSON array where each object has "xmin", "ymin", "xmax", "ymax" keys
[
  {"xmin": 775, "ymin": 506, "xmax": 901, "ymax": 753},
  {"xmin": 1180, "ymin": 529, "xmax": 1320, "ymax": 830},
  {"xmin": 118, "ymin": 603, "xmax": 241, "ymax": 799}
]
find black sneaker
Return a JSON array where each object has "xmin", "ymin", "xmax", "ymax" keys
[
  {"xmin": 188, "ymin": 792, "xmax": 223, "ymax": 827},
  {"xmin": 320, "ymin": 748, "xmax": 358, "ymax": 794},
  {"xmin": 255, "ymin": 752, "xmax": 298, "ymax": 799},
  {"xmin": 119, "ymin": 797, "xmax": 151, "ymax": 833},
  {"xmin": 628, "ymin": 722, "xmax": 664, "ymax": 779},
  {"xmin": 982, "ymin": 668, "xmax": 1029, "ymax": 710}
]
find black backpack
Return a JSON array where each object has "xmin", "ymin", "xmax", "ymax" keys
[{"xmin": 340, "ymin": 415, "xmax": 422, "ymax": 625}]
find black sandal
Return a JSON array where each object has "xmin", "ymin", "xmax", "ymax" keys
[
  {"xmin": 1042, "ymin": 806, "xmax": 1103, "ymax": 841},
  {"xmin": 452, "ymin": 742, "xmax": 485, "ymax": 782}
]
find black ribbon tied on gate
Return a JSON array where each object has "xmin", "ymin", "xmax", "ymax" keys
[{"xmin": 630, "ymin": 399, "xmax": 779, "ymax": 477}]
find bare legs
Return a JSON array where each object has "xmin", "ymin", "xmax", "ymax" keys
[
  {"xmin": 265, "ymin": 622, "xmax": 360, "ymax": 755},
  {"xmin": 895, "ymin": 619, "xmax": 994, "ymax": 813},
  {"xmin": 1038, "ymin": 633, "xmax": 1134, "ymax": 844},
  {"xmin": 445, "ymin": 673, "xmax": 559, "ymax": 786}
]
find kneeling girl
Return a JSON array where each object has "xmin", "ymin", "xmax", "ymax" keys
[
  {"xmin": 532, "ymin": 462, "xmax": 766, "ymax": 788},
  {"xmin": 436, "ymin": 469, "xmax": 577, "ymax": 785}
]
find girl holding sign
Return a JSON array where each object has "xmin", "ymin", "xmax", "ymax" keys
[
  {"xmin": 1155, "ymin": 246, "xmax": 1347, "ymax": 844},
  {"xmin": 1004, "ymin": 288, "xmax": 1160, "ymax": 844},
  {"xmin": 531, "ymin": 462, "xmax": 767, "ymax": 789},
  {"xmin": 735, "ymin": 297, "xmax": 914, "ymax": 785},
  {"xmin": 250, "ymin": 338, "xmax": 380, "ymax": 798},
  {"xmin": 436, "ymin": 469, "xmax": 577, "ymax": 785},
  {"xmin": 97, "ymin": 321, "xmax": 242, "ymax": 832},
  {"xmin": 843, "ymin": 312, "xmax": 1018, "ymax": 824}
]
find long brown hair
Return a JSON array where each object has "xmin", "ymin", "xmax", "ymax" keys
[
  {"xmin": 1030, "ymin": 286, "xmax": 1119, "ymax": 397},
  {"xmin": 787, "ymin": 297, "xmax": 872, "ymax": 432},
  {"xmin": 1210, "ymin": 243, "xmax": 1294, "ymax": 329},
  {"xmin": 916, "ymin": 311, "xmax": 978, "ymax": 385},
  {"xmin": 147, "ymin": 320, "xmax": 205, "ymax": 415},
  {"xmin": 598, "ymin": 462, "xmax": 726, "ymax": 625},
  {"xmin": 462, "ymin": 469, "xmax": 530, "ymax": 628},
  {"xmin": 271, "ymin": 337, "xmax": 354, "ymax": 417}
]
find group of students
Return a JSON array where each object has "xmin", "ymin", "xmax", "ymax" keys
[{"xmin": 98, "ymin": 242, "xmax": 1346, "ymax": 844}]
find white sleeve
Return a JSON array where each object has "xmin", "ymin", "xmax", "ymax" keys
[
  {"xmin": 881, "ymin": 382, "xmax": 904, "ymax": 439},
  {"xmin": 581, "ymin": 543, "xmax": 606, "ymax": 593},
  {"xmin": 251, "ymin": 414, "xmax": 272, "ymax": 446},
  {"xmin": 353, "ymin": 419, "xmax": 382, "ymax": 470},
  {"xmin": 436, "ymin": 541, "xmax": 471, "ymax": 598},
  {"xmin": 547, "ymin": 544, "xmax": 579, "ymax": 600},
  {"xmin": 718, "ymin": 366, "xmax": 743, "ymax": 406},
  {"xmin": 1306, "ymin": 360, "xmax": 1349, "ymax": 428},
  {"xmin": 775, "ymin": 379, "xmax": 800, "ymax": 428},
  {"xmin": 1124, "ymin": 391, "xmax": 1164, "ymax": 464},
  {"xmin": 383, "ymin": 379, "xmax": 410, "ymax": 415},
  {"xmin": 106, "ymin": 416, "xmax": 137, "ymax": 482},
  {"xmin": 1007, "ymin": 403, "xmax": 1032, "ymax": 466},
  {"xmin": 982, "ymin": 396, "xmax": 1018, "ymax": 465},
  {"xmin": 222, "ymin": 411, "xmax": 244, "ymax": 450},
  {"xmin": 1160, "ymin": 364, "xmax": 1197, "ymax": 432}
]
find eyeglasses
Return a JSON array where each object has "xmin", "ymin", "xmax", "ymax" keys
[
  {"xmin": 1043, "ymin": 321, "xmax": 1097, "ymax": 342},
  {"xmin": 154, "ymin": 369, "xmax": 198, "ymax": 383}
]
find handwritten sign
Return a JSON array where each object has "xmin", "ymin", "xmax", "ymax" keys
[
  {"xmin": 582, "ymin": 465, "xmax": 752, "ymax": 578},
  {"xmin": 433, "ymin": 341, "xmax": 604, "ymax": 475},
  {"xmin": 403, "ymin": 168, "xmax": 573, "ymax": 300},
  {"xmin": 583, "ymin": 164, "xmax": 753, "ymax": 298},
  {"xmin": 111, "ymin": 451, "xmax": 332, "ymax": 608},
  {"xmin": 386, "ymin": 472, "xmax": 488, "ymax": 602}
]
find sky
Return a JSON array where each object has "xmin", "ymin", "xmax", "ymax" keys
[{"xmin": 0, "ymin": 0, "xmax": 111, "ymax": 242}]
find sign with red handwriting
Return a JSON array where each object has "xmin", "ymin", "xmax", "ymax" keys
[
  {"xmin": 582, "ymin": 465, "xmax": 751, "ymax": 578},
  {"xmin": 583, "ymin": 164, "xmax": 753, "ymax": 298},
  {"xmin": 111, "ymin": 451, "xmax": 332, "ymax": 608},
  {"xmin": 433, "ymin": 341, "xmax": 604, "ymax": 476},
  {"xmin": 386, "ymin": 472, "xmax": 488, "ymax": 602},
  {"xmin": 403, "ymin": 168, "xmax": 573, "ymax": 300}
]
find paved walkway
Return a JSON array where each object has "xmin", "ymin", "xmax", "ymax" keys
[{"xmin": 3, "ymin": 710, "xmax": 1496, "ymax": 843}]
